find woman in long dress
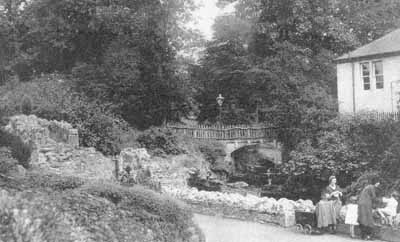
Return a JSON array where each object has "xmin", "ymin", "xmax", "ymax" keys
[
  {"xmin": 316, "ymin": 175, "xmax": 343, "ymax": 233},
  {"xmin": 324, "ymin": 176, "xmax": 343, "ymax": 220},
  {"xmin": 358, "ymin": 177, "xmax": 380, "ymax": 240}
]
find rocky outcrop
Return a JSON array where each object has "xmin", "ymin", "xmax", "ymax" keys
[
  {"xmin": 2, "ymin": 115, "xmax": 205, "ymax": 242},
  {"xmin": 34, "ymin": 146, "xmax": 116, "ymax": 181},
  {"xmin": 164, "ymin": 186, "xmax": 315, "ymax": 227},
  {"xmin": 5, "ymin": 115, "xmax": 115, "ymax": 181},
  {"xmin": 117, "ymin": 148, "xmax": 150, "ymax": 179},
  {"xmin": 5, "ymin": 115, "xmax": 78, "ymax": 148}
]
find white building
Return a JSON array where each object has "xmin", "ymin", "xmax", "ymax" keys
[{"xmin": 336, "ymin": 29, "xmax": 400, "ymax": 114}]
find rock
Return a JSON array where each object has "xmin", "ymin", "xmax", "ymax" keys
[
  {"xmin": 227, "ymin": 181, "xmax": 249, "ymax": 188},
  {"xmin": 5, "ymin": 115, "xmax": 79, "ymax": 148},
  {"xmin": 277, "ymin": 198, "xmax": 296, "ymax": 212},
  {"xmin": 118, "ymin": 148, "xmax": 150, "ymax": 173},
  {"xmin": 6, "ymin": 115, "xmax": 116, "ymax": 181},
  {"xmin": 13, "ymin": 165, "xmax": 26, "ymax": 178}
]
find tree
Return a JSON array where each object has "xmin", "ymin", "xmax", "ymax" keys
[
  {"xmin": 280, "ymin": 115, "xmax": 398, "ymax": 200},
  {"xmin": 0, "ymin": 0, "xmax": 28, "ymax": 83},
  {"xmin": 193, "ymin": 0, "xmax": 400, "ymax": 156},
  {"xmin": 1, "ymin": 0, "xmax": 200, "ymax": 129},
  {"xmin": 193, "ymin": 1, "xmax": 339, "ymax": 155}
]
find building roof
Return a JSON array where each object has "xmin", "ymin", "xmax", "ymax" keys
[{"xmin": 335, "ymin": 29, "xmax": 400, "ymax": 63}]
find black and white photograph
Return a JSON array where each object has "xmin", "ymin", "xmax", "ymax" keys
[{"xmin": 1, "ymin": 0, "xmax": 400, "ymax": 241}]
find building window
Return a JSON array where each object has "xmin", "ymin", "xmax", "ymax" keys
[
  {"xmin": 361, "ymin": 62, "xmax": 370, "ymax": 90},
  {"xmin": 373, "ymin": 61, "xmax": 384, "ymax": 89}
]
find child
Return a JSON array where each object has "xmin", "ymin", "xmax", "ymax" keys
[
  {"xmin": 376, "ymin": 191, "xmax": 399, "ymax": 226},
  {"xmin": 345, "ymin": 196, "xmax": 358, "ymax": 238}
]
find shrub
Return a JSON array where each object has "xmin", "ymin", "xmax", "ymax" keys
[
  {"xmin": 378, "ymin": 130, "xmax": 400, "ymax": 193},
  {"xmin": 25, "ymin": 173, "xmax": 85, "ymax": 191},
  {"xmin": 344, "ymin": 171, "xmax": 382, "ymax": 199},
  {"xmin": 82, "ymin": 182, "xmax": 191, "ymax": 223},
  {"xmin": 0, "ymin": 147, "xmax": 18, "ymax": 174},
  {"xmin": 277, "ymin": 114, "xmax": 398, "ymax": 201},
  {"xmin": 137, "ymin": 127, "xmax": 186, "ymax": 156},
  {"xmin": 0, "ymin": 75, "xmax": 139, "ymax": 155},
  {"xmin": 0, "ymin": 129, "xmax": 32, "ymax": 168},
  {"xmin": 20, "ymin": 96, "xmax": 32, "ymax": 115},
  {"xmin": 0, "ymin": 173, "xmax": 200, "ymax": 242},
  {"xmin": 0, "ymin": 190, "xmax": 76, "ymax": 242},
  {"xmin": 81, "ymin": 181, "xmax": 194, "ymax": 241},
  {"xmin": 195, "ymin": 140, "xmax": 226, "ymax": 165}
]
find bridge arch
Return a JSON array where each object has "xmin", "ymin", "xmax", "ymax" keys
[{"xmin": 168, "ymin": 124, "xmax": 282, "ymax": 165}]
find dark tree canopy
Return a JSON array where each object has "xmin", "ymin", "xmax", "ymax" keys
[
  {"xmin": 0, "ymin": 0, "xmax": 201, "ymax": 129},
  {"xmin": 193, "ymin": 0, "xmax": 400, "ymax": 153}
]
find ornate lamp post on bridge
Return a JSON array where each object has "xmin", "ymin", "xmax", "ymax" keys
[{"xmin": 216, "ymin": 94, "xmax": 224, "ymax": 124}]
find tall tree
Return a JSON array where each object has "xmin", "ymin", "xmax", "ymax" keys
[{"xmin": 1, "ymin": 0, "xmax": 199, "ymax": 129}]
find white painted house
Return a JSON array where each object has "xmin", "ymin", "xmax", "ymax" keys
[{"xmin": 336, "ymin": 29, "xmax": 400, "ymax": 114}]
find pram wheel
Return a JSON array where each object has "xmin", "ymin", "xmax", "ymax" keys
[
  {"xmin": 304, "ymin": 224, "xmax": 312, "ymax": 235},
  {"xmin": 295, "ymin": 224, "xmax": 303, "ymax": 232}
]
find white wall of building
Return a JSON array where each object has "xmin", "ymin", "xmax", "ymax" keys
[
  {"xmin": 337, "ymin": 55, "xmax": 400, "ymax": 113},
  {"xmin": 337, "ymin": 62, "xmax": 354, "ymax": 113}
]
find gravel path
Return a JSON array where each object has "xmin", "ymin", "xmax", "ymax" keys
[{"xmin": 194, "ymin": 213, "xmax": 383, "ymax": 242}]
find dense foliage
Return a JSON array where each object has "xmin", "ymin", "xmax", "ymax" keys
[
  {"xmin": 193, "ymin": 0, "xmax": 400, "ymax": 154},
  {"xmin": 0, "ymin": 74, "xmax": 138, "ymax": 155},
  {"xmin": 278, "ymin": 114, "xmax": 399, "ymax": 201},
  {"xmin": 0, "ymin": 0, "xmax": 200, "ymax": 129},
  {"xmin": 1, "ymin": 0, "xmax": 400, "ymax": 204},
  {"xmin": 0, "ymin": 129, "xmax": 31, "ymax": 168},
  {"xmin": 1, "ymin": 0, "xmax": 400, "ymax": 149},
  {"xmin": 137, "ymin": 127, "xmax": 187, "ymax": 156},
  {"xmin": 0, "ymin": 173, "xmax": 201, "ymax": 242},
  {"xmin": 380, "ymin": 131, "xmax": 400, "ymax": 193}
]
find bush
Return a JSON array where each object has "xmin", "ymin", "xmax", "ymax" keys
[
  {"xmin": 0, "ymin": 147, "xmax": 18, "ymax": 174},
  {"xmin": 20, "ymin": 96, "xmax": 32, "ymax": 115},
  {"xmin": 137, "ymin": 127, "xmax": 186, "ymax": 156},
  {"xmin": 81, "ymin": 181, "xmax": 193, "ymax": 240},
  {"xmin": 0, "ymin": 190, "xmax": 77, "ymax": 242},
  {"xmin": 378, "ymin": 130, "xmax": 400, "ymax": 194},
  {"xmin": 0, "ymin": 168, "xmax": 202, "ymax": 242},
  {"xmin": 0, "ymin": 129, "xmax": 32, "ymax": 168},
  {"xmin": 82, "ymin": 181, "xmax": 191, "ymax": 220},
  {"xmin": 277, "ymin": 114, "xmax": 398, "ymax": 201},
  {"xmin": 25, "ymin": 173, "xmax": 85, "ymax": 191},
  {"xmin": 0, "ymin": 75, "xmax": 139, "ymax": 155},
  {"xmin": 344, "ymin": 172, "xmax": 382, "ymax": 199},
  {"xmin": 195, "ymin": 140, "xmax": 226, "ymax": 165}
]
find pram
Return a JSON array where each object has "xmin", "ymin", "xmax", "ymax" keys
[{"xmin": 295, "ymin": 211, "xmax": 322, "ymax": 235}]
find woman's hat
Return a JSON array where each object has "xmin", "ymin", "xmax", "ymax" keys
[{"xmin": 329, "ymin": 175, "xmax": 336, "ymax": 183}]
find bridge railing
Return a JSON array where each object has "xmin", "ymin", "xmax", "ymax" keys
[{"xmin": 167, "ymin": 124, "xmax": 276, "ymax": 140}]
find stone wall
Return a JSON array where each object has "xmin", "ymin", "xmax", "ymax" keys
[
  {"xmin": 163, "ymin": 186, "xmax": 315, "ymax": 228},
  {"xmin": 5, "ymin": 115, "xmax": 114, "ymax": 181},
  {"xmin": 5, "ymin": 115, "xmax": 79, "ymax": 148}
]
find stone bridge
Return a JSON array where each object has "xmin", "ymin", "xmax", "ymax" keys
[{"xmin": 168, "ymin": 124, "xmax": 282, "ymax": 165}]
